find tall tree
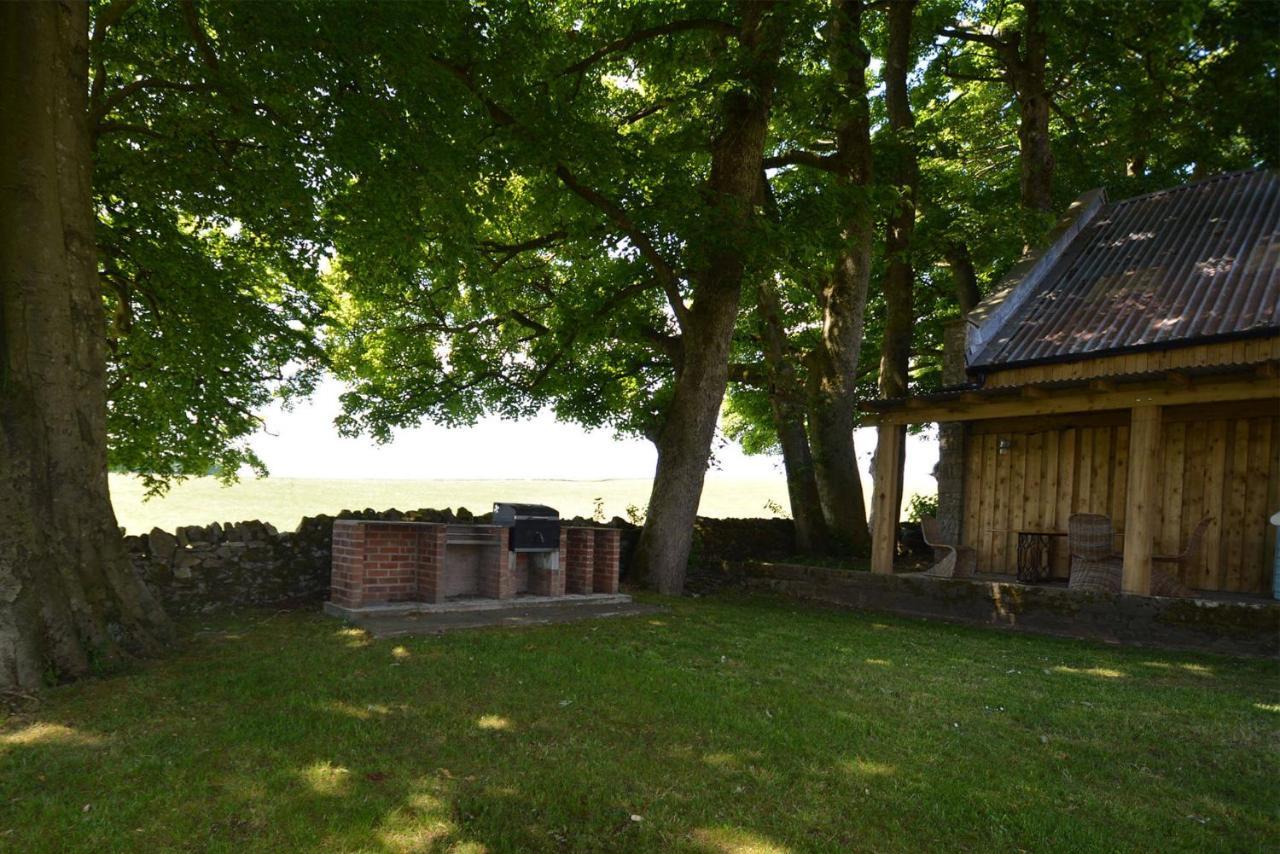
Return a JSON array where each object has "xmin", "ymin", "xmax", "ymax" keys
[
  {"xmin": 327, "ymin": 1, "xmax": 793, "ymax": 593},
  {"xmin": 877, "ymin": 0, "xmax": 920, "ymax": 402},
  {"xmin": 1, "ymin": 0, "xmax": 171, "ymax": 692},
  {"xmin": 941, "ymin": 0, "xmax": 1055, "ymax": 234}
]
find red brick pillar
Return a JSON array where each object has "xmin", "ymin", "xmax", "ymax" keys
[
  {"xmin": 565, "ymin": 528, "xmax": 595, "ymax": 594},
  {"xmin": 330, "ymin": 520, "xmax": 366, "ymax": 607},
  {"xmin": 415, "ymin": 524, "xmax": 446, "ymax": 604},
  {"xmin": 592, "ymin": 528, "xmax": 620, "ymax": 594},
  {"xmin": 480, "ymin": 527, "xmax": 516, "ymax": 599}
]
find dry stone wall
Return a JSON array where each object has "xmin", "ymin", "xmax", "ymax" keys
[{"xmin": 126, "ymin": 506, "xmax": 793, "ymax": 614}]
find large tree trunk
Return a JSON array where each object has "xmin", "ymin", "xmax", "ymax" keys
[
  {"xmin": 876, "ymin": 0, "xmax": 919, "ymax": 543},
  {"xmin": 944, "ymin": 240, "xmax": 981, "ymax": 315},
  {"xmin": 631, "ymin": 3, "xmax": 783, "ymax": 594},
  {"xmin": 877, "ymin": 0, "xmax": 918, "ymax": 402},
  {"xmin": 807, "ymin": 0, "xmax": 873, "ymax": 552},
  {"xmin": 0, "ymin": 0, "xmax": 171, "ymax": 692},
  {"xmin": 756, "ymin": 281, "xmax": 828, "ymax": 554},
  {"xmin": 1013, "ymin": 0, "xmax": 1053, "ymax": 217}
]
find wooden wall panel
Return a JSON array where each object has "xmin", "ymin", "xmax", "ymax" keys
[{"xmin": 959, "ymin": 405, "xmax": 1279, "ymax": 593}]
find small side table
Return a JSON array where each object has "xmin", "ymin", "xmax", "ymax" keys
[
  {"xmin": 993, "ymin": 530, "xmax": 1066, "ymax": 583},
  {"xmin": 1016, "ymin": 531, "xmax": 1066, "ymax": 582}
]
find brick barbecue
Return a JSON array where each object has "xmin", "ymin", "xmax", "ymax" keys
[{"xmin": 329, "ymin": 502, "xmax": 620, "ymax": 611}]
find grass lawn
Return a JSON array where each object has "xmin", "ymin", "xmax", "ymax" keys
[{"xmin": 2, "ymin": 593, "xmax": 1275, "ymax": 852}]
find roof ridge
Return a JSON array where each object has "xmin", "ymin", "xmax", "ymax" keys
[{"xmin": 1107, "ymin": 167, "xmax": 1274, "ymax": 210}]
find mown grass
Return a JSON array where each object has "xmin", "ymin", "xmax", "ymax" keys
[{"xmin": 1, "ymin": 593, "xmax": 1276, "ymax": 852}]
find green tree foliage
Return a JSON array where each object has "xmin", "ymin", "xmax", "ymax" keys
[
  {"xmin": 725, "ymin": 0, "xmax": 1277, "ymax": 476},
  {"xmin": 91, "ymin": 0, "xmax": 334, "ymax": 491}
]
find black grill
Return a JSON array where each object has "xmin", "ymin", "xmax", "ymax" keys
[{"xmin": 492, "ymin": 502, "xmax": 560, "ymax": 551}]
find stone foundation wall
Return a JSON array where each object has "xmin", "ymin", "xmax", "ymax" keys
[{"xmin": 733, "ymin": 562, "xmax": 1280, "ymax": 658}]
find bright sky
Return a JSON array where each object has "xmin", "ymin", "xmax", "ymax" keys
[{"xmin": 248, "ymin": 376, "xmax": 940, "ymax": 497}]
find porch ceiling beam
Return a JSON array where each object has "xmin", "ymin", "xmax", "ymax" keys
[{"xmin": 869, "ymin": 375, "xmax": 1279, "ymax": 426}]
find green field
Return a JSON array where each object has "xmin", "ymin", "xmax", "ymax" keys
[
  {"xmin": 2, "ymin": 593, "xmax": 1275, "ymax": 851},
  {"xmin": 108, "ymin": 474, "xmax": 792, "ymax": 534}
]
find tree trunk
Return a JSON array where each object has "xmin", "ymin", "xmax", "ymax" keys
[
  {"xmin": 0, "ymin": 0, "xmax": 171, "ymax": 692},
  {"xmin": 807, "ymin": 0, "xmax": 873, "ymax": 552},
  {"xmin": 944, "ymin": 240, "xmax": 981, "ymax": 315},
  {"xmin": 756, "ymin": 281, "xmax": 828, "ymax": 554},
  {"xmin": 631, "ymin": 3, "xmax": 784, "ymax": 594},
  {"xmin": 877, "ymin": 0, "xmax": 918, "ymax": 402},
  {"xmin": 1013, "ymin": 0, "xmax": 1054, "ymax": 217}
]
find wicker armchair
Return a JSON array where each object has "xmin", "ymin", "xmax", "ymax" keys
[
  {"xmin": 1151, "ymin": 517, "xmax": 1212, "ymax": 598},
  {"xmin": 920, "ymin": 516, "xmax": 976, "ymax": 578},
  {"xmin": 1067, "ymin": 513, "xmax": 1122, "ymax": 594}
]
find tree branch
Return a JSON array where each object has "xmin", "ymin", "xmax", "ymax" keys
[
  {"xmin": 92, "ymin": 77, "xmax": 213, "ymax": 126},
  {"xmin": 553, "ymin": 164, "xmax": 691, "ymax": 332},
  {"xmin": 432, "ymin": 54, "xmax": 688, "ymax": 330},
  {"xmin": 91, "ymin": 0, "xmax": 138, "ymax": 47},
  {"xmin": 180, "ymin": 0, "xmax": 221, "ymax": 72},
  {"xmin": 561, "ymin": 18, "xmax": 738, "ymax": 77},
  {"xmin": 938, "ymin": 25, "xmax": 1008, "ymax": 50},
  {"xmin": 479, "ymin": 230, "xmax": 569, "ymax": 270},
  {"xmin": 763, "ymin": 149, "xmax": 840, "ymax": 172}
]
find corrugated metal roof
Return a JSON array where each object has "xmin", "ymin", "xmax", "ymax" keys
[{"xmin": 971, "ymin": 169, "xmax": 1280, "ymax": 370}]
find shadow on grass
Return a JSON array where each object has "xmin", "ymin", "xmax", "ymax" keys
[{"xmin": 1, "ymin": 594, "xmax": 1276, "ymax": 852}]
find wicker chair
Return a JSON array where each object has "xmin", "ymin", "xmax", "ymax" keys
[
  {"xmin": 1067, "ymin": 513, "xmax": 1122, "ymax": 594},
  {"xmin": 1151, "ymin": 517, "xmax": 1212, "ymax": 598},
  {"xmin": 920, "ymin": 516, "xmax": 976, "ymax": 579}
]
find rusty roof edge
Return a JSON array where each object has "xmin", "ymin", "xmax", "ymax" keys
[{"xmin": 964, "ymin": 188, "xmax": 1108, "ymax": 364}]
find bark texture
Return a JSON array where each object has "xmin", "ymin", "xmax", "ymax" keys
[
  {"xmin": 807, "ymin": 0, "xmax": 873, "ymax": 552},
  {"xmin": 945, "ymin": 240, "xmax": 981, "ymax": 315},
  {"xmin": 630, "ymin": 3, "xmax": 784, "ymax": 593},
  {"xmin": 1011, "ymin": 0, "xmax": 1053, "ymax": 215},
  {"xmin": 756, "ymin": 281, "xmax": 828, "ymax": 554},
  {"xmin": 0, "ymin": 0, "xmax": 171, "ymax": 692},
  {"xmin": 877, "ymin": 0, "xmax": 918, "ymax": 402}
]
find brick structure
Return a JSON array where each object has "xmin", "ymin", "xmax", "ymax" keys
[
  {"xmin": 592, "ymin": 528, "xmax": 620, "ymax": 594},
  {"xmin": 331, "ymin": 521, "xmax": 421, "ymax": 606},
  {"xmin": 415, "ymin": 524, "xmax": 446, "ymax": 604},
  {"xmin": 330, "ymin": 520, "xmax": 367, "ymax": 607},
  {"xmin": 527, "ymin": 551, "xmax": 566, "ymax": 597},
  {"xmin": 330, "ymin": 520, "xmax": 622, "ymax": 608},
  {"xmin": 478, "ymin": 527, "xmax": 515, "ymax": 599},
  {"xmin": 564, "ymin": 528, "xmax": 595, "ymax": 594}
]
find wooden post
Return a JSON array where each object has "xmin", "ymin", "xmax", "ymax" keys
[
  {"xmin": 1122, "ymin": 405, "xmax": 1162, "ymax": 595},
  {"xmin": 870, "ymin": 423, "xmax": 905, "ymax": 574}
]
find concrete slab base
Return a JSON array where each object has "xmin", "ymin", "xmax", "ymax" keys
[
  {"xmin": 324, "ymin": 592, "xmax": 633, "ymax": 621},
  {"xmin": 325, "ymin": 595, "xmax": 660, "ymax": 638}
]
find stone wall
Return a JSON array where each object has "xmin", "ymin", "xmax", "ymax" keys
[
  {"xmin": 733, "ymin": 562, "xmax": 1280, "ymax": 658},
  {"xmin": 125, "ymin": 507, "xmax": 787, "ymax": 614}
]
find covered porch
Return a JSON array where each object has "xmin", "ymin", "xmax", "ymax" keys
[{"xmin": 866, "ymin": 363, "xmax": 1280, "ymax": 599}]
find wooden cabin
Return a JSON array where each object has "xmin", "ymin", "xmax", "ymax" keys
[{"xmin": 868, "ymin": 169, "xmax": 1280, "ymax": 597}]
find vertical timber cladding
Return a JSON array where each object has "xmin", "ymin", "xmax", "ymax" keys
[{"xmin": 959, "ymin": 400, "xmax": 1279, "ymax": 593}]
